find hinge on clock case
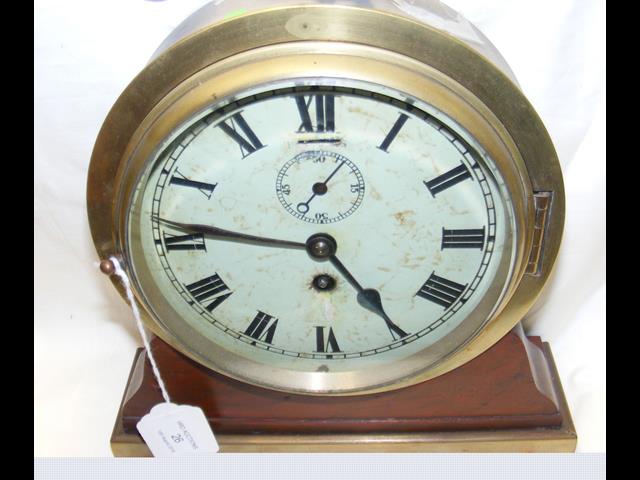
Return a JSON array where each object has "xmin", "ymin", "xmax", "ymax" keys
[{"xmin": 525, "ymin": 191, "xmax": 553, "ymax": 276}]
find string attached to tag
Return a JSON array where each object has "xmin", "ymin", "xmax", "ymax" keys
[
  {"xmin": 108, "ymin": 256, "xmax": 171, "ymax": 404},
  {"xmin": 98, "ymin": 256, "xmax": 219, "ymax": 455}
]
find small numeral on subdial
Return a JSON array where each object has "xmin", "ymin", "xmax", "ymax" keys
[
  {"xmin": 416, "ymin": 272, "xmax": 467, "ymax": 309},
  {"xmin": 244, "ymin": 311, "xmax": 279, "ymax": 344},
  {"xmin": 441, "ymin": 227, "xmax": 485, "ymax": 250},
  {"xmin": 218, "ymin": 112, "xmax": 264, "ymax": 157},
  {"xmin": 314, "ymin": 326, "xmax": 342, "ymax": 354},
  {"xmin": 185, "ymin": 274, "xmax": 233, "ymax": 312},
  {"xmin": 423, "ymin": 163, "xmax": 472, "ymax": 197}
]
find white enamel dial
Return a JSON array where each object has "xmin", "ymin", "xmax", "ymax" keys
[{"xmin": 127, "ymin": 81, "xmax": 516, "ymax": 376}]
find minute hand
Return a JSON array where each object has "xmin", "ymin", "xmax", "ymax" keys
[
  {"xmin": 158, "ymin": 218, "xmax": 306, "ymax": 250},
  {"xmin": 328, "ymin": 255, "xmax": 409, "ymax": 340}
]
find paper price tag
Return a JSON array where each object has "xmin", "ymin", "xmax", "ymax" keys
[{"xmin": 136, "ymin": 403, "xmax": 219, "ymax": 457}]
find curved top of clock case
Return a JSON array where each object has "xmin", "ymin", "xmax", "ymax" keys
[
  {"xmin": 150, "ymin": 0, "xmax": 519, "ymax": 85},
  {"xmin": 87, "ymin": 3, "xmax": 564, "ymax": 394}
]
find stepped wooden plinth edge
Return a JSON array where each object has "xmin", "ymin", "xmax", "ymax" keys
[{"xmin": 110, "ymin": 328, "xmax": 577, "ymax": 454}]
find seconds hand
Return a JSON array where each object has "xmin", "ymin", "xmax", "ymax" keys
[{"xmin": 296, "ymin": 159, "xmax": 346, "ymax": 215}]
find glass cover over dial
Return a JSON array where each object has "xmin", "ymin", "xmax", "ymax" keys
[{"xmin": 126, "ymin": 80, "xmax": 516, "ymax": 388}]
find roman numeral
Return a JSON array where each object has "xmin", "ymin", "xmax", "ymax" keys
[
  {"xmin": 160, "ymin": 232, "xmax": 206, "ymax": 252},
  {"xmin": 416, "ymin": 272, "xmax": 467, "ymax": 309},
  {"xmin": 295, "ymin": 94, "xmax": 335, "ymax": 133},
  {"xmin": 441, "ymin": 227, "xmax": 485, "ymax": 250},
  {"xmin": 218, "ymin": 112, "xmax": 264, "ymax": 157},
  {"xmin": 423, "ymin": 163, "xmax": 472, "ymax": 197},
  {"xmin": 378, "ymin": 113, "xmax": 409, "ymax": 152},
  {"xmin": 314, "ymin": 326, "xmax": 341, "ymax": 354},
  {"xmin": 244, "ymin": 311, "xmax": 278, "ymax": 344},
  {"xmin": 185, "ymin": 274, "xmax": 232, "ymax": 312},
  {"xmin": 386, "ymin": 322, "xmax": 409, "ymax": 341},
  {"xmin": 169, "ymin": 170, "xmax": 217, "ymax": 199}
]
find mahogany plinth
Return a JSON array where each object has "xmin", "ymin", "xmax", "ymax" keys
[{"xmin": 111, "ymin": 328, "xmax": 577, "ymax": 454}]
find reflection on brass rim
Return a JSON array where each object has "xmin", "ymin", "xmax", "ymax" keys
[{"xmin": 88, "ymin": 6, "xmax": 564, "ymax": 395}]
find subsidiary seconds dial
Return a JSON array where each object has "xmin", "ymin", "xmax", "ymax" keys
[{"xmin": 275, "ymin": 150, "xmax": 365, "ymax": 224}]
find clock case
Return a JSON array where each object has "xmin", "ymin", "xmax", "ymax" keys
[
  {"xmin": 87, "ymin": 1, "xmax": 572, "ymax": 451},
  {"xmin": 110, "ymin": 326, "xmax": 576, "ymax": 454}
]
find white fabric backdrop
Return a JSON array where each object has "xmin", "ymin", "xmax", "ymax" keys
[{"xmin": 34, "ymin": 0, "xmax": 606, "ymax": 455}]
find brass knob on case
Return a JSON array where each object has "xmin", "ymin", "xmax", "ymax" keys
[{"xmin": 99, "ymin": 258, "xmax": 116, "ymax": 275}]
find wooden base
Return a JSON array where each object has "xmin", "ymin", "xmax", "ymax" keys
[{"xmin": 111, "ymin": 328, "xmax": 576, "ymax": 454}]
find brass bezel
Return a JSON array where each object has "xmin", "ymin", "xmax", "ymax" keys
[
  {"xmin": 88, "ymin": 5, "xmax": 564, "ymax": 395},
  {"xmin": 122, "ymin": 47, "xmax": 524, "ymax": 394}
]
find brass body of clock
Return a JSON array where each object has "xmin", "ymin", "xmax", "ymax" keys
[{"xmin": 88, "ymin": 1, "xmax": 575, "ymax": 453}]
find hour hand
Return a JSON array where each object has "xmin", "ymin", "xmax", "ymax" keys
[
  {"xmin": 305, "ymin": 234, "xmax": 409, "ymax": 340},
  {"xmin": 357, "ymin": 288, "xmax": 409, "ymax": 340},
  {"xmin": 156, "ymin": 217, "xmax": 307, "ymax": 250}
]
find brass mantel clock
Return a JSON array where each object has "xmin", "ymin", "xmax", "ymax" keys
[{"xmin": 88, "ymin": 0, "xmax": 575, "ymax": 453}]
